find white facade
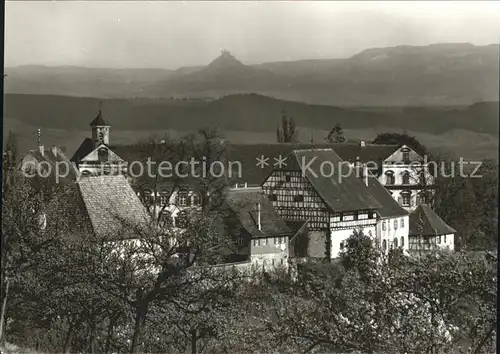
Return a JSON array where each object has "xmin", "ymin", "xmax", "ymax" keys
[
  {"xmin": 331, "ymin": 211, "xmax": 377, "ymax": 258},
  {"xmin": 409, "ymin": 233, "xmax": 455, "ymax": 253},
  {"xmin": 250, "ymin": 238, "xmax": 289, "ymax": 271},
  {"xmin": 379, "ymin": 145, "xmax": 434, "ymax": 212},
  {"xmin": 377, "ymin": 215, "xmax": 409, "ymax": 254}
]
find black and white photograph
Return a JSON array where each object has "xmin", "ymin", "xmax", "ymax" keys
[{"xmin": 1, "ymin": 1, "xmax": 498, "ymax": 353}]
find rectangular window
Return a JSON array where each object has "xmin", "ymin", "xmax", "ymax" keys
[
  {"xmin": 402, "ymin": 194, "xmax": 411, "ymax": 207},
  {"xmin": 401, "ymin": 218, "xmax": 405, "ymax": 227},
  {"xmin": 444, "ymin": 234, "xmax": 447, "ymax": 243},
  {"xmin": 437, "ymin": 235, "xmax": 441, "ymax": 244},
  {"xmin": 269, "ymin": 194, "xmax": 277, "ymax": 201},
  {"xmin": 394, "ymin": 219, "xmax": 398, "ymax": 229},
  {"xmin": 262, "ymin": 238, "xmax": 267, "ymax": 246},
  {"xmin": 285, "ymin": 175, "xmax": 291, "ymax": 182}
]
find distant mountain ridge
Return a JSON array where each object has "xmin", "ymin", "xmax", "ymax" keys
[
  {"xmin": 5, "ymin": 43, "xmax": 499, "ymax": 106},
  {"xmin": 4, "ymin": 93, "xmax": 498, "ymax": 136}
]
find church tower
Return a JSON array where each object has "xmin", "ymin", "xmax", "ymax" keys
[{"xmin": 90, "ymin": 103, "xmax": 110, "ymax": 148}]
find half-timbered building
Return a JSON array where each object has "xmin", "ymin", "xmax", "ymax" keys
[
  {"xmin": 409, "ymin": 204, "xmax": 456, "ymax": 254},
  {"xmin": 222, "ymin": 186, "xmax": 293, "ymax": 270},
  {"xmin": 262, "ymin": 149, "xmax": 382, "ymax": 259}
]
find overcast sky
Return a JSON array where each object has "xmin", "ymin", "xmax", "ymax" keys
[{"xmin": 5, "ymin": 1, "xmax": 500, "ymax": 69}]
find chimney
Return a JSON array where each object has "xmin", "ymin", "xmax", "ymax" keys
[
  {"xmin": 256, "ymin": 202, "xmax": 261, "ymax": 231},
  {"xmin": 38, "ymin": 145, "xmax": 44, "ymax": 156},
  {"xmin": 360, "ymin": 140, "xmax": 366, "ymax": 147}
]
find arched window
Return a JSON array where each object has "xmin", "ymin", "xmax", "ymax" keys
[
  {"xmin": 394, "ymin": 238, "xmax": 398, "ymax": 248},
  {"xmin": 402, "ymin": 171, "xmax": 410, "ymax": 185},
  {"xmin": 419, "ymin": 171, "xmax": 426, "ymax": 185},
  {"xmin": 401, "ymin": 237, "xmax": 404, "ymax": 247},
  {"xmin": 385, "ymin": 171, "xmax": 395, "ymax": 185},
  {"xmin": 382, "ymin": 240, "xmax": 387, "ymax": 250}
]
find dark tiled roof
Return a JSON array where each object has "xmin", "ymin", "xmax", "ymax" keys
[
  {"xmin": 71, "ymin": 137, "xmax": 94, "ymax": 163},
  {"xmin": 23, "ymin": 146, "xmax": 78, "ymax": 183},
  {"xmin": 89, "ymin": 110, "xmax": 109, "ymax": 126},
  {"xmin": 225, "ymin": 188, "xmax": 292, "ymax": 238},
  {"xmin": 286, "ymin": 149, "xmax": 382, "ymax": 212},
  {"xmin": 106, "ymin": 142, "xmax": 398, "ymax": 187},
  {"xmin": 77, "ymin": 175, "xmax": 152, "ymax": 238},
  {"xmin": 354, "ymin": 167, "xmax": 408, "ymax": 218},
  {"xmin": 409, "ymin": 204, "xmax": 456, "ymax": 237},
  {"xmin": 226, "ymin": 143, "xmax": 397, "ymax": 186}
]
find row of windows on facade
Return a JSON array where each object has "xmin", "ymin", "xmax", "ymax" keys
[
  {"xmin": 409, "ymin": 234, "xmax": 448, "ymax": 245},
  {"xmin": 143, "ymin": 191, "xmax": 201, "ymax": 207},
  {"xmin": 382, "ymin": 218, "xmax": 405, "ymax": 231},
  {"xmin": 340, "ymin": 236, "xmax": 406, "ymax": 250},
  {"xmin": 384, "ymin": 171, "xmax": 426, "ymax": 185},
  {"xmin": 254, "ymin": 258, "xmax": 286, "ymax": 267},
  {"xmin": 252, "ymin": 237, "xmax": 287, "ymax": 246},
  {"xmin": 396, "ymin": 192, "xmax": 428, "ymax": 207}
]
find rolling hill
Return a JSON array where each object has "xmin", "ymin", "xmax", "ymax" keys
[
  {"xmin": 5, "ymin": 43, "xmax": 499, "ymax": 106},
  {"xmin": 4, "ymin": 93, "xmax": 498, "ymax": 161},
  {"xmin": 4, "ymin": 93, "xmax": 498, "ymax": 135}
]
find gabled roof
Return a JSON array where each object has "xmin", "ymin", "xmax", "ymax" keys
[
  {"xmin": 353, "ymin": 166, "xmax": 408, "ymax": 218},
  {"xmin": 77, "ymin": 175, "xmax": 152, "ymax": 239},
  {"xmin": 285, "ymin": 149, "xmax": 382, "ymax": 212},
  {"xmin": 225, "ymin": 143, "xmax": 398, "ymax": 186},
  {"xmin": 90, "ymin": 110, "xmax": 109, "ymax": 127},
  {"xmin": 105, "ymin": 142, "xmax": 399, "ymax": 187},
  {"xmin": 225, "ymin": 188, "xmax": 292, "ymax": 238},
  {"xmin": 71, "ymin": 137, "xmax": 94, "ymax": 163},
  {"xmin": 22, "ymin": 146, "xmax": 78, "ymax": 183},
  {"xmin": 409, "ymin": 204, "xmax": 456, "ymax": 237}
]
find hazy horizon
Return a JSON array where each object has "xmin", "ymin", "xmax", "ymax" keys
[{"xmin": 5, "ymin": 1, "xmax": 500, "ymax": 70}]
